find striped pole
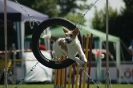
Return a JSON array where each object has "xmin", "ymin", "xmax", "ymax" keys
[
  {"xmin": 60, "ymin": 56, "xmax": 66, "ymax": 88},
  {"xmin": 72, "ymin": 63, "xmax": 76, "ymax": 88},
  {"xmin": 79, "ymin": 35, "xmax": 85, "ymax": 88},
  {"xmin": 54, "ymin": 56, "xmax": 67, "ymax": 88},
  {"xmin": 83, "ymin": 34, "xmax": 89, "ymax": 88}
]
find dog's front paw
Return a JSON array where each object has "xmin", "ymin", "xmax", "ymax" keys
[
  {"xmin": 75, "ymin": 57, "xmax": 84, "ymax": 65},
  {"xmin": 52, "ymin": 51, "xmax": 60, "ymax": 61},
  {"xmin": 82, "ymin": 58, "xmax": 87, "ymax": 62}
]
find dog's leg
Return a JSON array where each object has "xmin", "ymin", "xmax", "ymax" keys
[
  {"xmin": 52, "ymin": 51, "xmax": 56, "ymax": 60},
  {"xmin": 80, "ymin": 54, "xmax": 87, "ymax": 62},
  {"xmin": 75, "ymin": 57, "xmax": 84, "ymax": 65},
  {"xmin": 78, "ymin": 51, "xmax": 88, "ymax": 62},
  {"xmin": 68, "ymin": 55, "xmax": 84, "ymax": 65},
  {"xmin": 52, "ymin": 51, "xmax": 58, "ymax": 61}
]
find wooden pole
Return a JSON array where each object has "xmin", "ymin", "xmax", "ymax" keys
[
  {"xmin": 83, "ymin": 34, "xmax": 89, "ymax": 88},
  {"xmin": 12, "ymin": 44, "xmax": 16, "ymax": 84},
  {"xmin": 87, "ymin": 34, "xmax": 93, "ymax": 88},
  {"xmin": 4, "ymin": 0, "xmax": 8, "ymax": 88},
  {"xmin": 106, "ymin": 0, "xmax": 109, "ymax": 88}
]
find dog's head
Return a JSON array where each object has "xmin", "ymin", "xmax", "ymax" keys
[{"xmin": 63, "ymin": 27, "xmax": 79, "ymax": 43}]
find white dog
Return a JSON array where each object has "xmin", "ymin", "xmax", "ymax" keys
[{"xmin": 43, "ymin": 27, "xmax": 87, "ymax": 64}]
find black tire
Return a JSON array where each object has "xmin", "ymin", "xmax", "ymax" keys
[{"xmin": 32, "ymin": 17, "xmax": 82, "ymax": 69}]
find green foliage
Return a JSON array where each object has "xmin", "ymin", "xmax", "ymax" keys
[
  {"xmin": 91, "ymin": 1, "xmax": 133, "ymax": 61},
  {"xmin": 31, "ymin": 0, "xmax": 59, "ymax": 17},
  {"xmin": 65, "ymin": 13, "xmax": 86, "ymax": 25},
  {"xmin": 123, "ymin": 0, "xmax": 133, "ymax": 13},
  {"xmin": 92, "ymin": 6, "xmax": 118, "ymax": 32},
  {"xmin": 14, "ymin": 0, "xmax": 90, "ymax": 25},
  {"xmin": 57, "ymin": 0, "xmax": 78, "ymax": 16},
  {"xmin": 14, "ymin": 0, "xmax": 36, "ymax": 7},
  {"xmin": 57, "ymin": 0, "xmax": 89, "ymax": 17}
]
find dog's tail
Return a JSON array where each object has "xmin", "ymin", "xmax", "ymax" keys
[{"xmin": 42, "ymin": 31, "xmax": 57, "ymax": 42}]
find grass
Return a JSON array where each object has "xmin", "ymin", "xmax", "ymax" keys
[
  {"xmin": 0, "ymin": 84, "xmax": 133, "ymax": 88},
  {"xmin": 0, "ymin": 84, "xmax": 53, "ymax": 88}
]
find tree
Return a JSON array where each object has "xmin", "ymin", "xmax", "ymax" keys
[
  {"xmin": 91, "ymin": 0, "xmax": 133, "ymax": 61},
  {"xmin": 92, "ymin": 6, "xmax": 118, "ymax": 32},
  {"xmin": 123, "ymin": 0, "xmax": 133, "ymax": 13},
  {"xmin": 15, "ymin": 0, "xmax": 59, "ymax": 17},
  {"xmin": 14, "ymin": 0, "xmax": 90, "ymax": 25},
  {"xmin": 57, "ymin": 0, "xmax": 89, "ymax": 16},
  {"xmin": 32, "ymin": 0, "xmax": 59, "ymax": 17}
]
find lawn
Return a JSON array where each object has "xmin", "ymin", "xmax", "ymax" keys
[{"xmin": 0, "ymin": 84, "xmax": 133, "ymax": 88}]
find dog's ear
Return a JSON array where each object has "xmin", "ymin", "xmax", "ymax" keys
[
  {"xmin": 73, "ymin": 27, "xmax": 79, "ymax": 35},
  {"xmin": 63, "ymin": 28, "xmax": 68, "ymax": 33}
]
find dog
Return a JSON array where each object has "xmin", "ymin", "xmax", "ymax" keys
[{"xmin": 43, "ymin": 27, "xmax": 87, "ymax": 64}]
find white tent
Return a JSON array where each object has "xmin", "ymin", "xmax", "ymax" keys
[
  {"xmin": 0, "ymin": 0, "xmax": 49, "ymax": 81},
  {"xmin": 0, "ymin": 0, "xmax": 49, "ymax": 58}
]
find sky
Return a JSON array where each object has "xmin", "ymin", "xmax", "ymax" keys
[{"xmin": 84, "ymin": 0, "xmax": 125, "ymax": 27}]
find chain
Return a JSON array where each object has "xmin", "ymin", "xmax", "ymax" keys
[
  {"xmin": 14, "ymin": 0, "xmax": 40, "ymax": 29},
  {"xmin": 15, "ymin": 62, "xmax": 39, "ymax": 88},
  {"xmin": 76, "ymin": 61, "xmax": 100, "ymax": 88}
]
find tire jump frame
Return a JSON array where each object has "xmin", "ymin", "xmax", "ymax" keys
[
  {"xmin": 31, "ymin": 18, "xmax": 82, "ymax": 69},
  {"xmin": 32, "ymin": 18, "xmax": 100, "ymax": 87}
]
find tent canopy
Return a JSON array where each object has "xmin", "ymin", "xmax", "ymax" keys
[
  {"xmin": 0, "ymin": 0, "xmax": 48, "ymax": 22},
  {"xmin": 50, "ymin": 26, "xmax": 120, "ymax": 43},
  {"xmin": 0, "ymin": 0, "xmax": 49, "ymax": 59}
]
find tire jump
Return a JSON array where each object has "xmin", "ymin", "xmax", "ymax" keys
[{"xmin": 32, "ymin": 18, "xmax": 82, "ymax": 69}]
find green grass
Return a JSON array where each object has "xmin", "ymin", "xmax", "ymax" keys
[
  {"xmin": 0, "ymin": 84, "xmax": 53, "ymax": 88},
  {"xmin": 0, "ymin": 84, "xmax": 133, "ymax": 88}
]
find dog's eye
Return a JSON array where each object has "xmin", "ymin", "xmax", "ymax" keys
[{"xmin": 65, "ymin": 33, "xmax": 68, "ymax": 35}]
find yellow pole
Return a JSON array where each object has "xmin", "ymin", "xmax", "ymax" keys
[
  {"xmin": 57, "ymin": 69, "xmax": 61, "ymax": 86},
  {"xmin": 55, "ymin": 58, "xmax": 61, "ymax": 87},
  {"xmin": 83, "ymin": 34, "xmax": 89, "ymax": 88}
]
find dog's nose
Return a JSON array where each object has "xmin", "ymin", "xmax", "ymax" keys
[{"xmin": 65, "ymin": 39, "xmax": 69, "ymax": 41}]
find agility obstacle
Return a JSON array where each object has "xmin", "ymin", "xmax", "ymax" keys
[
  {"xmin": 2, "ymin": 0, "xmax": 115, "ymax": 87},
  {"xmin": 54, "ymin": 34, "xmax": 93, "ymax": 88}
]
